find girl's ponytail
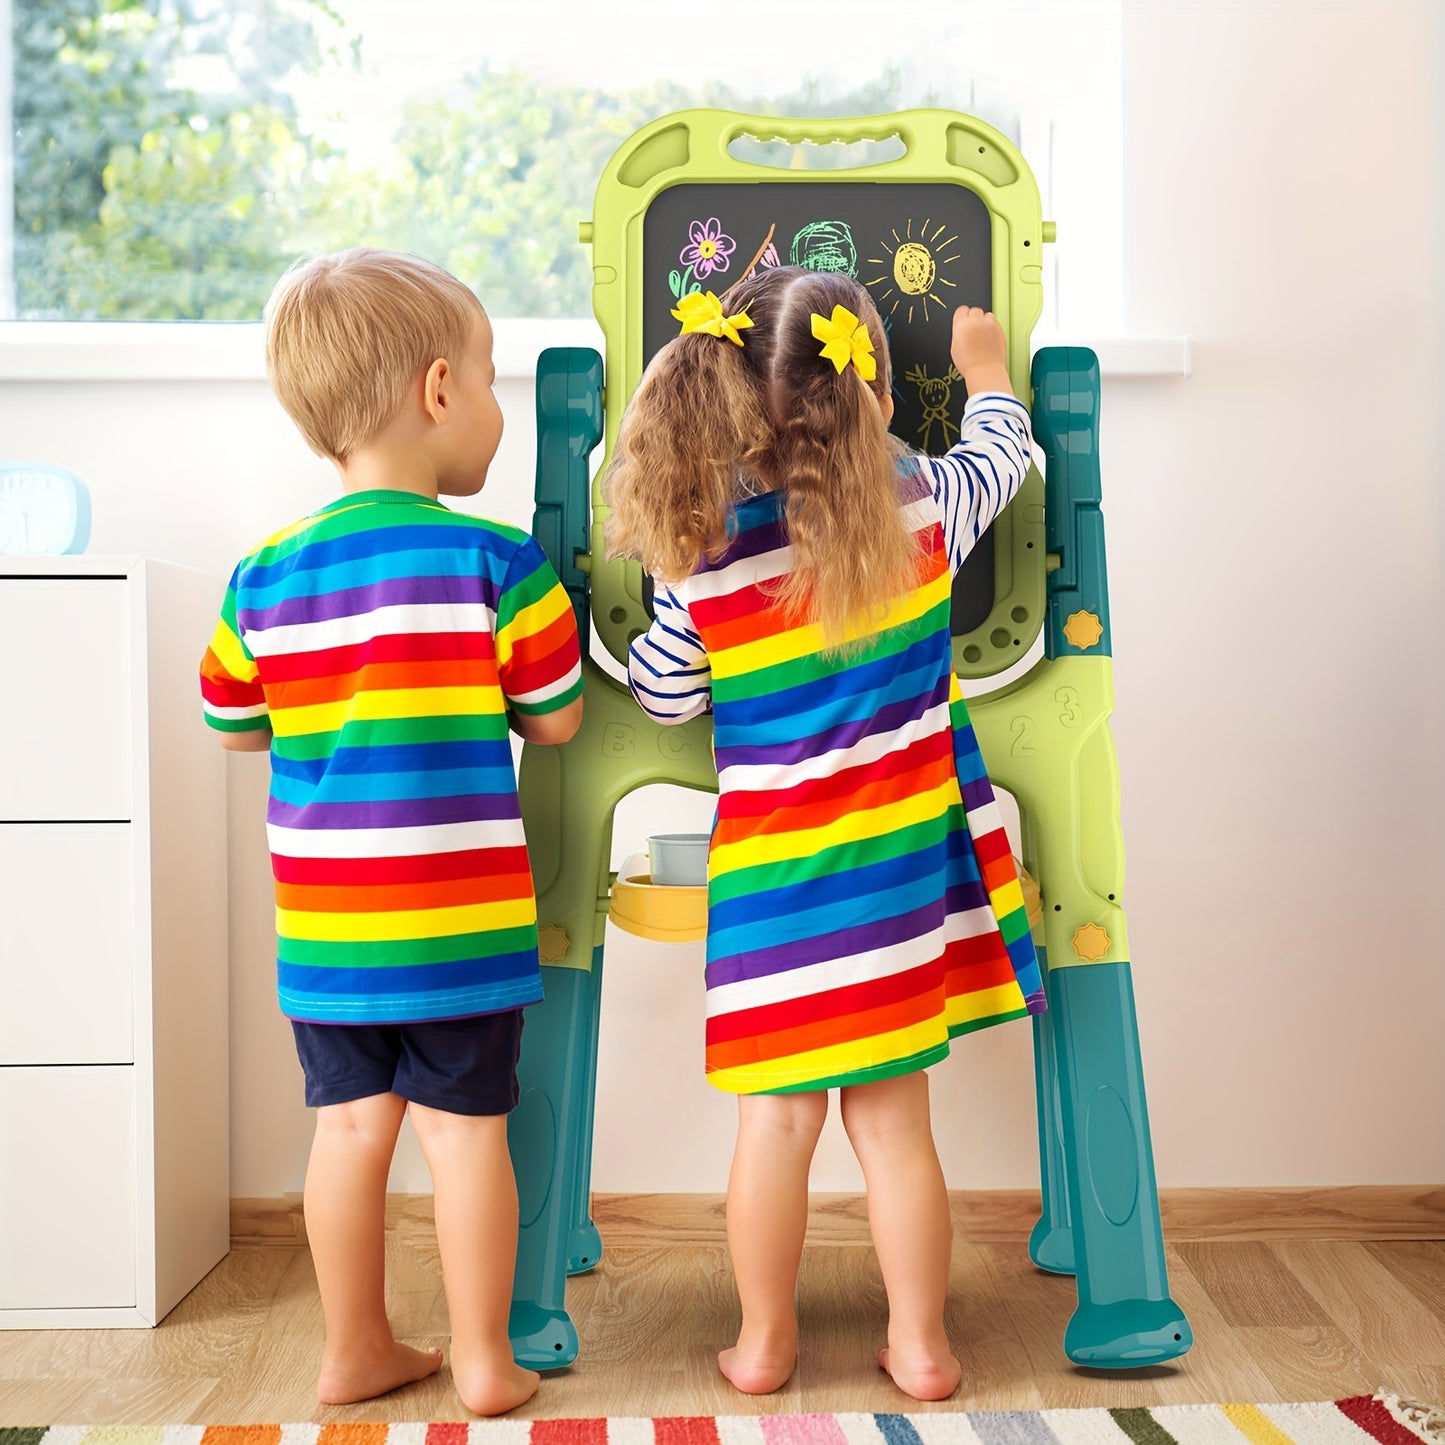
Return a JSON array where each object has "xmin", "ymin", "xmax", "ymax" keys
[
  {"xmin": 763, "ymin": 275, "xmax": 921, "ymax": 650},
  {"xmin": 603, "ymin": 328, "xmax": 768, "ymax": 583}
]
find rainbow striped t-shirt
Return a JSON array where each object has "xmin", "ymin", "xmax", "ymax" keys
[{"xmin": 200, "ymin": 489, "xmax": 582, "ymax": 1025}]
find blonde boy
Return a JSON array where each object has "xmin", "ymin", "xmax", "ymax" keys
[{"xmin": 200, "ymin": 249, "xmax": 582, "ymax": 1414}]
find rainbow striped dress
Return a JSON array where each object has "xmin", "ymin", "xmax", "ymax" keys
[
  {"xmin": 200, "ymin": 489, "xmax": 582, "ymax": 1025},
  {"xmin": 628, "ymin": 394, "xmax": 1045, "ymax": 1094}
]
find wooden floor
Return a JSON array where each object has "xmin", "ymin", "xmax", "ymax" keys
[{"xmin": 3, "ymin": 1207, "xmax": 1444, "ymax": 1425}]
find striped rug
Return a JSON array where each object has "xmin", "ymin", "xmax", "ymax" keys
[{"xmin": 2, "ymin": 1396, "xmax": 1440, "ymax": 1445}]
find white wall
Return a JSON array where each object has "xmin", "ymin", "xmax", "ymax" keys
[
  {"xmin": 1109, "ymin": 0, "xmax": 1444, "ymax": 1188},
  {"xmin": 1, "ymin": 0, "xmax": 1440, "ymax": 1196}
]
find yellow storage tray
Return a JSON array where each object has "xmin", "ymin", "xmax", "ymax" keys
[{"xmin": 608, "ymin": 854, "xmax": 707, "ymax": 943}]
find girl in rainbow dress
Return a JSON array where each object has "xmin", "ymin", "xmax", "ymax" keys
[{"xmin": 605, "ymin": 264, "xmax": 1046, "ymax": 1400}]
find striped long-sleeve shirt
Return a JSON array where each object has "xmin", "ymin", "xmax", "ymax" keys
[
  {"xmin": 625, "ymin": 394, "xmax": 1043, "ymax": 1094},
  {"xmin": 200, "ymin": 489, "xmax": 582, "ymax": 1025}
]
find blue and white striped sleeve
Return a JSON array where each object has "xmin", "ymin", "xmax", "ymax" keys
[
  {"xmin": 627, "ymin": 583, "xmax": 712, "ymax": 725},
  {"xmin": 917, "ymin": 392, "xmax": 1032, "ymax": 573}
]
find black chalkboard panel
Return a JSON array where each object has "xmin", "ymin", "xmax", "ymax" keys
[{"xmin": 643, "ymin": 181, "xmax": 997, "ymax": 635}]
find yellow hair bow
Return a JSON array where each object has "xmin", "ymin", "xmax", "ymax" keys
[
  {"xmin": 811, "ymin": 305, "xmax": 877, "ymax": 381},
  {"xmin": 672, "ymin": 290, "xmax": 753, "ymax": 346}
]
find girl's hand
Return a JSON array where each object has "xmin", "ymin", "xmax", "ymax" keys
[{"xmin": 950, "ymin": 307, "xmax": 1013, "ymax": 395}]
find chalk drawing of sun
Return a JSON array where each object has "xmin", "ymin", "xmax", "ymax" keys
[{"xmin": 864, "ymin": 219, "xmax": 961, "ymax": 325}]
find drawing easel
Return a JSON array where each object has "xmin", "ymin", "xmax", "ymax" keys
[{"xmin": 506, "ymin": 109, "xmax": 1192, "ymax": 1371}]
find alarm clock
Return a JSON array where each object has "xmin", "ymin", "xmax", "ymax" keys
[{"xmin": 0, "ymin": 464, "xmax": 92, "ymax": 555}]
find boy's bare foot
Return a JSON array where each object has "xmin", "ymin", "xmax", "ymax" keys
[
  {"xmin": 450, "ymin": 1343, "xmax": 540, "ymax": 1416},
  {"xmin": 317, "ymin": 1340, "xmax": 443, "ymax": 1404},
  {"xmin": 878, "ymin": 1340, "xmax": 962, "ymax": 1401},
  {"xmin": 718, "ymin": 1324, "xmax": 797, "ymax": 1394}
]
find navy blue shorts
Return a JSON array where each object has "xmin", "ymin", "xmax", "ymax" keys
[{"xmin": 290, "ymin": 1009, "xmax": 525, "ymax": 1116}]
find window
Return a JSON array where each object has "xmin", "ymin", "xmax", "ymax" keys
[{"xmin": 3, "ymin": 0, "xmax": 1123, "ymax": 332}]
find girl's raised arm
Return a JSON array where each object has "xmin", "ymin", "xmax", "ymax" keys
[{"xmin": 919, "ymin": 393, "xmax": 1032, "ymax": 573}]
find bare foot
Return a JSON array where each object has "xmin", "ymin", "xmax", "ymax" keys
[
  {"xmin": 718, "ymin": 1325, "xmax": 797, "ymax": 1394},
  {"xmin": 317, "ymin": 1340, "xmax": 443, "ymax": 1404},
  {"xmin": 878, "ymin": 1341, "xmax": 962, "ymax": 1402},
  {"xmin": 450, "ymin": 1342, "xmax": 540, "ymax": 1417}
]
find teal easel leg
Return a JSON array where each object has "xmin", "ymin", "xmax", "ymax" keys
[
  {"xmin": 566, "ymin": 944, "xmax": 605, "ymax": 1275},
  {"xmin": 1029, "ymin": 944, "xmax": 1076, "ymax": 1276},
  {"xmin": 997, "ymin": 346, "xmax": 1192, "ymax": 1365},
  {"xmin": 508, "ymin": 961, "xmax": 600, "ymax": 1368},
  {"xmin": 513, "ymin": 349, "xmax": 717, "ymax": 1363},
  {"xmin": 1050, "ymin": 961, "xmax": 1192, "ymax": 1366},
  {"xmin": 523, "ymin": 346, "xmax": 609, "ymax": 1303}
]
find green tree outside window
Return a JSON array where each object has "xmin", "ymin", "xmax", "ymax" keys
[{"xmin": 10, "ymin": 0, "xmax": 912, "ymax": 320}]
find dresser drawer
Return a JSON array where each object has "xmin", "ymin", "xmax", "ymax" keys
[
  {"xmin": 0, "ymin": 578, "xmax": 133, "ymax": 820},
  {"xmin": 0, "ymin": 824, "xmax": 135, "ymax": 1064},
  {"xmin": 0, "ymin": 1066, "xmax": 136, "ymax": 1310}
]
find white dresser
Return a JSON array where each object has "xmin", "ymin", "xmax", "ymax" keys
[{"xmin": 0, "ymin": 555, "xmax": 229, "ymax": 1327}]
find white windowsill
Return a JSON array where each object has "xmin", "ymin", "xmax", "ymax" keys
[{"xmin": 0, "ymin": 320, "xmax": 1191, "ymax": 382}]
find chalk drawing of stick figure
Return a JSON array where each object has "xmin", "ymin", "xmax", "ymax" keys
[{"xmin": 904, "ymin": 363, "xmax": 962, "ymax": 453}]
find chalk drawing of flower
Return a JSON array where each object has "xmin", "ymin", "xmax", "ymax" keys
[{"xmin": 680, "ymin": 218, "xmax": 736, "ymax": 278}]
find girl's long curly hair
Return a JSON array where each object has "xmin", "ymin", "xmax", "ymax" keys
[{"xmin": 603, "ymin": 266, "xmax": 920, "ymax": 648}]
